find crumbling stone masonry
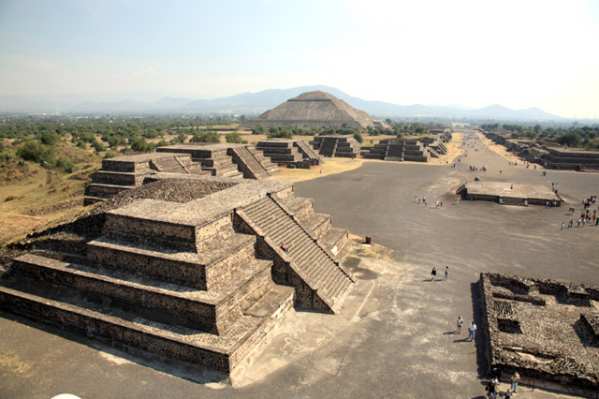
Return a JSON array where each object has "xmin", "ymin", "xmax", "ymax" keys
[
  {"xmin": 479, "ymin": 273, "xmax": 599, "ymax": 396},
  {"xmin": 0, "ymin": 178, "xmax": 353, "ymax": 376}
]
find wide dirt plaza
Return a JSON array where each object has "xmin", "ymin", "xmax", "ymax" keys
[{"xmin": 2, "ymin": 132, "xmax": 598, "ymax": 399}]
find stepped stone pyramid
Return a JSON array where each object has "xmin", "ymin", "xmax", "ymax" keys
[
  {"xmin": 85, "ymin": 152, "xmax": 208, "ymax": 205},
  {"xmin": 252, "ymin": 91, "xmax": 374, "ymax": 130},
  {"xmin": 311, "ymin": 135, "xmax": 361, "ymax": 158},
  {"xmin": 256, "ymin": 139, "xmax": 321, "ymax": 168},
  {"xmin": 362, "ymin": 139, "xmax": 429, "ymax": 162},
  {"xmin": 0, "ymin": 177, "xmax": 353, "ymax": 376},
  {"xmin": 157, "ymin": 144, "xmax": 278, "ymax": 180}
]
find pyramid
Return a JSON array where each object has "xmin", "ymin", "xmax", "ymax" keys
[{"xmin": 254, "ymin": 91, "xmax": 374, "ymax": 130}]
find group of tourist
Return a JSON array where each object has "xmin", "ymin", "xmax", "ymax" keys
[
  {"xmin": 415, "ymin": 196, "xmax": 445, "ymax": 209},
  {"xmin": 468, "ymin": 165, "xmax": 487, "ymax": 172},
  {"xmin": 561, "ymin": 195, "xmax": 599, "ymax": 230},
  {"xmin": 486, "ymin": 371, "xmax": 521, "ymax": 398}
]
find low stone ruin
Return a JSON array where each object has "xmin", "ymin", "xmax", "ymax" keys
[
  {"xmin": 157, "ymin": 143, "xmax": 278, "ymax": 179},
  {"xmin": 0, "ymin": 177, "xmax": 353, "ymax": 377},
  {"xmin": 456, "ymin": 181, "xmax": 561, "ymax": 207},
  {"xmin": 479, "ymin": 273, "xmax": 599, "ymax": 396},
  {"xmin": 85, "ymin": 152, "xmax": 208, "ymax": 205},
  {"xmin": 256, "ymin": 139, "xmax": 321, "ymax": 168},
  {"xmin": 362, "ymin": 139, "xmax": 429, "ymax": 162},
  {"xmin": 86, "ymin": 144, "xmax": 280, "ymax": 205},
  {"xmin": 311, "ymin": 135, "xmax": 360, "ymax": 158}
]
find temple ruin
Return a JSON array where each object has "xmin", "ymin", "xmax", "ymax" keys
[
  {"xmin": 479, "ymin": 273, "xmax": 599, "ymax": 396},
  {"xmin": 256, "ymin": 139, "xmax": 321, "ymax": 168},
  {"xmin": 86, "ymin": 144, "xmax": 279, "ymax": 204},
  {"xmin": 0, "ymin": 177, "xmax": 354, "ymax": 377},
  {"xmin": 311, "ymin": 135, "xmax": 361, "ymax": 158}
]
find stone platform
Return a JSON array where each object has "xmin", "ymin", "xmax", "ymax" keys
[
  {"xmin": 479, "ymin": 273, "xmax": 599, "ymax": 396},
  {"xmin": 256, "ymin": 139, "xmax": 321, "ymax": 168},
  {"xmin": 457, "ymin": 181, "xmax": 561, "ymax": 206},
  {"xmin": 0, "ymin": 177, "xmax": 353, "ymax": 377}
]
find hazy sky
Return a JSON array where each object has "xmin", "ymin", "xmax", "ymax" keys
[{"xmin": 1, "ymin": 0, "xmax": 599, "ymax": 117}]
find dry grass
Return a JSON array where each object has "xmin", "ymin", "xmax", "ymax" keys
[{"xmin": 0, "ymin": 162, "xmax": 98, "ymax": 246}]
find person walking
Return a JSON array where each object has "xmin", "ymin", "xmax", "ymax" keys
[
  {"xmin": 456, "ymin": 316, "xmax": 464, "ymax": 335},
  {"xmin": 468, "ymin": 321, "xmax": 477, "ymax": 342},
  {"xmin": 431, "ymin": 266, "xmax": 437, "ymax": 281},
  {"xmin": 444, "ymin": 266, "xmax": 449, "ymax": 280},
  {"xmin": 511, "ymin": 371, "xmax": 520, "ymax": 393}
]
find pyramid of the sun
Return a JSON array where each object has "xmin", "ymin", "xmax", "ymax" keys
[{"xmin": 254, "ymin": 91, "xmax": 374, "ymax": 130}]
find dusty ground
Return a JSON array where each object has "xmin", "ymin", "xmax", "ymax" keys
[
  {"xmin": 273, "ymin": 157, "xmax": 364, "ymax": 184},
  {"xmin": 475, "ymin": 131, "xmax": 538, "ymax": 168},
  {"xmin": 1, "ymin": 132, "xmax": 598, "ymax": 398}
]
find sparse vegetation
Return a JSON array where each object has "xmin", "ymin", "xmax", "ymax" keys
[{"xmin": 482, "ymin": 123, "xmax": 599, "ymax": 149}]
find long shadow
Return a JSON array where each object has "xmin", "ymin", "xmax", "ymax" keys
[
  {"xmin": 0, "ymin": 310, "xmax": 229, "ymax": 385},
  {"xmin": 470, "ymin": 280, "xmax": 490, "ymax": 380}
]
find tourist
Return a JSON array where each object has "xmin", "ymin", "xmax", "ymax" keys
[
  {"xmin": 431, "ymin": 266, "xmax": 437, "ymax": 281},
  {"xmin": 468, "ymin": 321, "xmax": 477, "ymax": 341},
  {"xmin": 456, "ymin": 315, "xmax": 464, "ymax": 334},
  {"xmin": 444, "ymin": 266, "xmax": 449, "ymax": 280},
  {"xmin": 561, "ymin": 222, "xmax": 565, "ymax": 231},
  {"xmin": 511, "ymin": 371, "xmax": 520, "ymax": 393},
  {"xmin": 486, "ymin": 377, "xmax": 498, "ymax": 399},
  {"xmin": 568, "ymin": 219, "xmax": 574, "ymax": 228}
]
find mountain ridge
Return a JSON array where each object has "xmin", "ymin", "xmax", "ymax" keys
[{"xmin": 0, "ymin": 85, "xmax": 565, "ymax": 121}]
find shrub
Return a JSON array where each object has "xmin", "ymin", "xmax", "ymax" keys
[
  {"xmin": 91, "ymin": 139, "xmax": 106, "ymax": 153},
  {"xmin": 40, "ymin": 131, "xmax": 59, "ymax": 146},
  {"xmin": 191, "ymin": 131, "xmax": 220, "ymax": 143},
  {"xmin": 353, "ymin": 132, "xmax": 364, "ymax": 144},
  {"xmin": 17, "ymin": 140, "xmax": 55, "ymax": 166},
  {"xmin": 225, "ymin": 132, "xmax": 246, "ymax": 143},
  {"xmin": 267, "ymin": 128, "xmax": 293, "ymax": 139},
  {"xmin": 130, "ymin": 136, "xmax": 154, "ymax": 152},
  {"xmin": 56, "ymin": 158, "xmax": 75, "ymax": 173}
]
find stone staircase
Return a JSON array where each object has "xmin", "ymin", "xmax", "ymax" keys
[
  {"xmin": 229, "ymin": 146, "xmax": 271, "ymax": 179},
  {"xmin": 275, "ymin": 193, "xmax": 349, "ymax": 257},
  {"xmin": 239, "ymin": 196, "xmax": 353, "ymax": 313},
  {"xmin": 311, "ymin": 135, "xmax": 360, "ymax": 158},
  {"xmin": 294, "ymin": 140, "xmax": 321, "ymax": 164},
  {"xmin": 246, "ymin": 146, "xmax": 279, "ymax": 174},
  {"xmin": 0, "ymin": 201, "xmax": 294, "ymax": 375}
]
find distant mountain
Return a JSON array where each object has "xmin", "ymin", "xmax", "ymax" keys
[{"xmin": 0, "ymin": 85, "xmax": 565, "ymax": 121}]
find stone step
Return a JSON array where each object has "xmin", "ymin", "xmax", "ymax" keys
[
  {"xmin": 242, "ymin": 197, "xmax": 352, "ymax": 313},
  {"xmin": 84, "ymin": 183, "xmax": 136, "ymax": 198},
  {"xmin": 91, "ymin": 171, "xmax": 146, "ymax": 186},
  {"xmin": 87, "ymin": 233, "xmax": 256, "ymax": 290},
  {"xmin": 0, "ymin": 283, "xmax": 294, "ymax": 374},
  {"xmin": 83, "ymin": 196, "xmax": 106, "ymax": 206},
  {"xmin": 11, "ymin": 253, "xmax": 274, "ymax": 335}
]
